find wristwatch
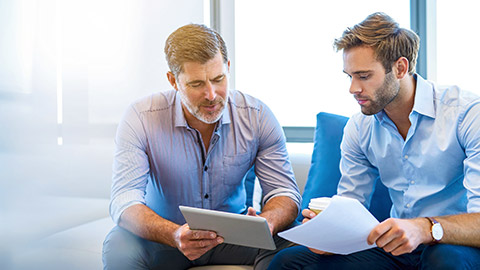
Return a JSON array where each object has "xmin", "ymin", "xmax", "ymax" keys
[{"xmin": 426, "ymin": 217, "xmax": 443, "ymax": 243}]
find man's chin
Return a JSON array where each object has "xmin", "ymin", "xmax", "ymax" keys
[
  {"xmin": 360, "ymin": 107, "xmax": 378, "ymax": 116},
  {"xmin": 195, "ymin": 112, "xmax": 222, "ymax": 124}
]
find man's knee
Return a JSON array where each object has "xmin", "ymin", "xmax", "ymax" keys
[
  {"xmin": 421, "ymin": 244, "xmax": 480, "ymax": 270},
  {"xmin": 267, "ymin": 246, "xmax": 314, "ymax": 270},
  {"xmin": 102, "ymin": 226, "xmax": 147, "ymax": 270}
]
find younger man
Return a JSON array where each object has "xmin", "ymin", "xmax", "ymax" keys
[{"xmin": 269, "ymin": 12, "xmax": 480, "ymax": 269}]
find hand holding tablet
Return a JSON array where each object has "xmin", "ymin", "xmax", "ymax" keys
[
  {"xmin": 179, "ymin": 206, "xmax": 276, "ymax": 250},
  {"xmin": 173, "ymin": 222, "xmax": 224, "ymax": 261}
]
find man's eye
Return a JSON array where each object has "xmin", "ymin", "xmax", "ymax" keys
[
  {"xmin": 213, "ymin": 76, "xmax": 224, "ymax": 83},
  {"xmin": 191, "ymin": 83, "xmax": 202, "ymax": 88},
  {"xmin": 359, "ymin": 75, "xmax": 370, "ymax": 80}
]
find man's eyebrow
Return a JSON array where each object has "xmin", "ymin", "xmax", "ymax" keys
[
  {"xmin": 343, "ymin": 70, "xmax": 373, "ymax": 76},
  {"xmin": 352, "ymin": 70, "xmax": 373, "ymax": 75}
]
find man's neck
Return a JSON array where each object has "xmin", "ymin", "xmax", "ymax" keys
[
  {"xmin": 183, "ymin": 107, "xmax": 217, "ymax": 151},
  {"xmin": 384, "ymin": 75, "xmax": 417, "ymax": 139}
]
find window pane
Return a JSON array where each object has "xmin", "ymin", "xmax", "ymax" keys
[
  {"xmin": 436, "ymin": 0, "xmax": 478, "ymax": 94},
  {"xmin": 235, "ymin": 0, "xmax": 410, "ymax": 126}
]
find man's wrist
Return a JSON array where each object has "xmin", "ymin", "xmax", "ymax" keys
[
  {"xmin": 418, "ymin": 217, "xmax": 435, "ymax": 244},
  {"xmin": 172, "ymin": 224, "xmax": 184, "ymax": 248},
  {"xmin": 426, "ymin": 217, "xmax": 444, "ymax": 243}
]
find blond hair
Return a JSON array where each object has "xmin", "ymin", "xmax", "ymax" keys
[
  {"xmin": 334, "ymin": 12, "xmax": 419, "ymax": 75},
  {"xmin": 165, "ymin": 24, "xmax": 228, "ymax": 77}
]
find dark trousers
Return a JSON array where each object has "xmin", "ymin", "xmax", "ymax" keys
[
  {"xmin": 267, "ymin": 244, "xmax": 480, "ymax": 270},
  {"xmin": 103, "ymin": 226, "xmax": 293, "ymax": 270}
]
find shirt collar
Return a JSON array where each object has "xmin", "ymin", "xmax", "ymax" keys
[
  {"xmin": 173, "ymin": 91, "xmax": 232, "ymax": 129},
  {"xmin": 411, "ymin": 74, "xmax": 436, "ymax": 119},
  {"xmin": 374, "ymin": 73, "xmax": 436, "ymax": 122}
]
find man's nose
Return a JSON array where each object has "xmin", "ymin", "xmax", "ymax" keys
[
  {"xmin": 349, "ymin": 80, "xmax": 362, "ymax": 95},
  {"xmin": 205, "ymin": 81, "xmax": 217, "ymax": 101}
]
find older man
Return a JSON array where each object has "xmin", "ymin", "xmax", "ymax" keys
[{"xmin": 102, "ymin": 24, "xmax": 300, "ymax": 270}]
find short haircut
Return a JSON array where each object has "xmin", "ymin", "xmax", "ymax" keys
[
  {"xmin": 164, "ymin": 24, "xmax": 228, "ymax": 77},
  {"xmin": 334, "ymin": 12, "xmax": 420, "ymax": 75}
]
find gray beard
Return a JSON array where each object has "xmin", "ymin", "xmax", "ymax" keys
[{"xmin": 179, "ymin": 90, "xmax": 224, "ymax": 124}]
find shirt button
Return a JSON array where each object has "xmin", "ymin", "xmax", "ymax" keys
[
  {"xmin": 404, "ymin": 155, "xmax": 409, "ymax": 159},
  {"xmin": 406, "ymin": 203, "xmax": 411, "ymax": 208},
  {"xmin": 204, "ymin": 194, "xmax": 209, "ymax": 199},
  {"xmin": 410, "ymin": 180, "xmax": 415, "ymax": 184}
]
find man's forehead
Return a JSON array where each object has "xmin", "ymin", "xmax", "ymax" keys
[
  {"xmin": 179, "ymin": 54, "xmax": 227, "ymax": 79},
  {"xmin": 179, "ymin": 65, "xmax": 227, "ymax": 83},
  {"xmin": 343, "ymin": 47, "xmax": 383, "ymax": 73}
]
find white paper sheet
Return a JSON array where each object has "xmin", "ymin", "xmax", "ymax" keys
[{"xmin": 279, "ymin": 195, "xmax": 379, "ymax": 255}]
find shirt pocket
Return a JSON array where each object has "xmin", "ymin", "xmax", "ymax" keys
[{"xmin": 222, "ymin": 152, "xmax": 253, "ymax": 186}]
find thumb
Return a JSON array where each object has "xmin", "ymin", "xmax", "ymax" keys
[{"xmin": 246, "ymin": 207, "xmax": 258, "ymax": 216}]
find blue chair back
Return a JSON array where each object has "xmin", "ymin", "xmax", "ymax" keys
[{"xmin": 298, "ymin": 112, "xmax": 392, "ymax": 222}]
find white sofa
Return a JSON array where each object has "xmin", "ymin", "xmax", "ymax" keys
[{"xmin": 2, "ymin": 142, "xmax": 312, "ymax": 270}]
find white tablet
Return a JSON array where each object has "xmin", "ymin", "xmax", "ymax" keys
[{"xmin": 179, "ymin": 206, "xmax": 276, "ymax": 250}]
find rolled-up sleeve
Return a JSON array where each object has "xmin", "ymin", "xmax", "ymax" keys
[
  {"xmin": 254, "ymin": 103, "xmax": 301, "ymax": 211},
  {"xmin": 459, "ymin": 102, "xmax": 480, "ymax": 213},
  {"xmin": 110, "ymin": 105, "xmax": 150, "ymax": 224}
]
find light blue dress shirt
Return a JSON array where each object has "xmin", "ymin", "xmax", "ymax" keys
[
  {"xmin": 338, "ymin": 74, "xmax": 480, "ymax": 219},
  {"xmin": 110, "ymin": 89, "xmax": 301, "ymax": 224}
]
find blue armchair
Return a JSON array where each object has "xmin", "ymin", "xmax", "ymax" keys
[{"xmin": 298, "ymin": 112, "xmax": 392, "ymax": 222}]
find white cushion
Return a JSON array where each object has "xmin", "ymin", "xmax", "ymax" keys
[{"xmin": 10, "ymin": 217, "xmax": 115, "ymax": 270}]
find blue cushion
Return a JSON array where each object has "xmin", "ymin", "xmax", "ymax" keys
[
  {"xmin": 298, "ymin": 112, "xmax": 392, "ymax": 222},
  {"xmin": 243, "ymin": 165, "xmax": 256, "ymax": 208}
]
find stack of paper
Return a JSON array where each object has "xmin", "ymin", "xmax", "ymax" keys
[{"xmin": 279, "ymin": 196, "xmax": 379, "ymax": 255}]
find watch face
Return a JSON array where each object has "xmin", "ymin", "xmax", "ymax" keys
[{"xmin": 432, "ymin": 223, "xmax": 444, "ymax": 240}]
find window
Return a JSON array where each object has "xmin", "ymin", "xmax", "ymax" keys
[
  {"xmin": 435, "ymin": 0, "xmax": 478, "ymax": 94},
  {"xmin": 235, "ymin": 0, "xmax": 410, "ymax": 127}
]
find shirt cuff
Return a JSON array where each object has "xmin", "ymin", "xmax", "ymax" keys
[
  {"xmin": 110, "ymin": 189, "xmax": 146, "ymax": 224},
  {"xmin": 262, "ymin": 188, "xmax": 302, "ymax": 214}
]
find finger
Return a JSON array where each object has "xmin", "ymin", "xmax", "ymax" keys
[
  {"xmin": 382, "ymin": 236, "xmax": 407, "ymax": 254},
  {"xmin": 180, "ymin": 237, "xmax": 224, "ymax": 261},
  {"xmin": 246, "ymin": 207, "xmax": 257, "ymax": 216},
  {"xmin": 302, "ymin": 209, "xmax": 316, "ymax": 219},
  {"xmin": 302, "ymin": 217, "xmax": 311, "ymax": 224},
  {"xmin": 193, "ymin": 237, "xmax": 224, "ymax": 249},
  {"xmin": 187, "ymin": 229, "xmax": 217, "ymax": 240},
  {"xmin": 367, "ymin": 219, "xmax": 392, "ymax": 245},
  {"xmin": 185, "ymin": 239, "xmax": 223, "ymax": 261},
  {"xmin": 375, "ymin": 227, "xmax": 404, "ymax": 249},
  {"xmin": 390, "ymin": 241, "xmax": 417, "ymax": 256}
]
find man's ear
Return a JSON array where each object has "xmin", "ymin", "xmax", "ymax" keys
[
  {"xmin": 394, "ymin": 57, "xmax": 409, "ymax": 79},
  {"xmin": 167, "ymin": 71, "xmax": 178, "ymax": 90}
]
